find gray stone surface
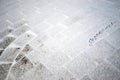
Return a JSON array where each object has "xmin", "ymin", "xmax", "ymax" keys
[
  {"xmin": 0, "ymin": 35, "xmax": 16, "ymax": 49},
  {"xmin": 41, "ymin": 53, "xmax": 71, "ymax": 72},
  {"xmin": 81, "ymin": 76, "xmax": 91, "ymax": 80},
  {"xmin": 107, "ymin": 48, "xmax": 120, "ymax": 70},
  {"xmin": 8, "ymin": 56, "xmax": 34, "ymax": 79},
  {"xmin": 11, "ymin": 19, "xmax": 28, "ymax": 29},
  {"xmin": 65, "ymin": 53, "xmax": 97, "ymax": 79},
  {"xmin": 15, "ymin": 44, "xmax": 33, "ymax": 62},
  {"xmin": 52, "ymin": 67, "xmax": 77, "ymax": 80},
  {"xmin": 13, "ymin": 31, "xmax": 36, "ymax": 47},
  {"xmin": 0, "ymin": 49, "xmax": 4, "ymax": 56},
  {"xmin": 89, "ymin": 61, "xmax": 120, "ymax": 80},
  {"xmin": 0, "ymin": 28, "xmax": 13, "ymax": 39},
  {"xmin": 104, "ymin": 28, "xmax": 120, "ymax": 49},
  {"xmin": 10, "ymin": 24, "xmax": 30, "ymax": 37},
  {"xmin": 0, "ymin": 63, "xmax": 12, "ymax": 80},
  {"xmin": 0, "ymin": 44, "xmax": 21, "ymax": 62},
  {"xmin": 18, "ymin": 63, "xmax": 53, "ymax": 80},
  {"xmin": 0, "ymin": 0, "xmax": 120, "ymax": 80},
  {"xmin": 84, "ymin": 40, "xmax": 114, "ymax": 63}
]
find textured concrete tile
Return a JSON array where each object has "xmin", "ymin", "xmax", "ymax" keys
[
  {"xmin": 19, "ymin": 63, "xmax": 53, "ymax": 80},
  {"xmin": 86, "ymin": 21, "xmax": 118, "ymax": 45},
  {"xmin": 63, "ymin": 12, "xmax": 104, "ymax": 33},
  {"xmin": 0, "ymin": 63, "xmax": 12, "ymax": 80},
  {"xmin": 6, "ymin": 11, "xmax": 25, "ymax": 24},
  {"xmin": 21, "ymin": 63, "xmax": 76, "ymax": 80},
  {"xmin": 45, "ymin": 24, "xmax": 68, "ymax": 39},
  {"xmin": 56, "ymin": 26, "xmax": 83, "ymax": 44},
  {"xmin": 15, "ymin": 53, "xmax": 24, "ymax": 63},
  {"xmin": 8, "ymin": 56, "xmax": 34, "ymax": 79},
  {"xmin": 15, "ymin": 44, "xmax": 33, "ymax": 62},
  {"xmin": 45, "ymin": 12, "xmax": 68, "ymax": 25},
  {"xmin": 53, "ymin": 67, "xmax": 77, "ymax": 80},
  {"xmin": 68, "ymin": 22, "xmax": 88, "ymax": 35},
  {"xmin": 41, "ymin": 53, "xmax": 71, "ymax": 72},
  {"xmin": 10, "ymin": 24, "xmax": 30, "ymax": 37},
  {"xmin": 65, "ymin": 53, "xmax": 97, "ymax": 79},
  {"xmin": 62, "ymin": 34, "xmax": 89, "ymax": 59},
  {"xmin": 11, "ymin": 19, "xmax": 28, "ymax": 29},
  {"xmin": 13, "ymin": 31, "xmax": 36, "ymax": 47},
  {"xmin": 0, "ymin": 28, "xmax": 13, "ymax": 39},
  {"xmin": 26, "ymin": 50, "xmax": 42, "ymax": 65},
  {"xmin": 27, "ymin": 43, "xmax": 56, "ymax": 63},
  {"xmin": 29, "ymin": 35, "xmax": 47, "ymax": 49},
  {"xmin": 30, "ymin": 21, "xmax": 52, "ymax": 34},
  {"xmin": 63, "ymin": 16, "xmax": 81, "ymax": 26},
  {"xmin": 0, "ymin": 49, "xmax": 4, "ymax": 56},
  {"xmin": 22, "ymin": 44, "xmax": 33, "ymax": 52},
  {"xmin": 0, "ymin": 0, "xmax": 120, "ymax": 80},
  {"xmin": 0, "ymin": 20, "xmax": 11, "ymax": 31},
  {"xmin": 107, "ymin": 48, "xmax": 120, "ymax": 70},
  {"xmin": 105, "ymin": 21, "xmax": 120, "ymax": 35},
  {"xmin": 0, "ymin": 44, "xmax": 21, "ymax": 62},
  {"xmin": 28, "ymin": 46, "xmax": 71, "ymax": 71},
  {"xmin": 89, "ymin": 61, "xmax": 120, "ymax": 80},
  {"xmin": 81, "ymin": 75, "xmax": 91, "ymax": 80},
  {"xmin": 104, "ymin": 28, "xmax": 120, "ymax": 49},
  {"xmin": 7, "ymin": 73, "xmax": 16, "ymax": 80},
  {"xmin": 52, "ymin": 1, "xmax": 85, "ymax": 17},
  {"xmin": 0, "ymin": 35, "xmax": 16, "ymax": 49},
  {"xmin": 0, "ymin": 3, "xmax": 19, "ymax": 16},
  {"xmin": 85, "ymin": 40, "xmax": 114, "ymax": 63}
]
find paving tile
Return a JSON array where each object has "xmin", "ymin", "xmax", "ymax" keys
[
  {"xmin": 26, "ymin": 50, "xmax": 42, "ymax": 65},
  {"xmin": 29, "ymin": 35, "xmax": 47, "ymax": 49},
  {"xmin": 20, "ymin": 64, "xmax": 77, "ymax": 80},
  {"xmin": 13, "ymin": 31, "xmax": 36, "ymax": 47},
  {"xmin": 0, "ymin": 27, "xmax": 13, "ymax": 39},
  {"xmin": 63, "ymin": 16, "xmax": 82, "ymax": 26},
  {"xmin": 61, "ymin": 33, "xmax": 89, "ymax": 59},
  {"xmin": 0, "ymin": 20, "xmax": 11, "ymax": 31},
  {"xmin": 45, "ymin": 24, "xmax": 68, "ymax": 39},
  {"xmin": 0, "ymin": 35, "xmax": 16, "ymax": 49},
  {"xmin": 0, "ymin": 63, "xmax": 12, "ymax": 80},
  {"xmin": 22, "ymin": 44, "xmax": 33, "ymax": 53},
  {"xmin": 107, "ymin": 48, "xmax": 120, "ymax": 70},
  {"xmin": 15, "ymin": 53, "xmax": 24, "ymax": 63},
  {"xmin": 89, "ymin": 61, "xmax": 120, "ymax": 80},
  {"xmin": 104, "ymin": 28, "xmax": 120, "ymax": 49},
  {"xmin": 41, "ymin": 53, "xmax": 71, "ymax": 72},
  {"xmin": 27, "ymin": 47, "xmax": 71, "ymax": 71},
  {"xmin": 81, "ymin": 75, "xmax": 91, "ymax": 80},
  {"xmin": 8, "ymin": 56, "xmax": 34, "ymax": 79},
  {"xmin": 18, "ymin": 63, "xmax": 53, "ymax": 80},
  {"xmin": 15, "ymin": 44, "xmax": 33, "ymax": 62},
  {"xmin": 0, "ymin": 2, "xmax": 19, "ymax": 15},
  {"xmin": 65, "ymin": 53, "xmax": 97, "ymax": 79},
  {"xmin": 45, "ymin": 12, "xmax": 68, "ymax": 25},
  {"xmin": 11, "ymin": 19, "xmax": 28, "ymax": 29},
  {"xmin": 0, "ymin": 49, "xmax": 4, "ymax": 56},
  {"xmin": 52, "ymin": 67, "xmax": 77, "ymax": 80},
  {"xmin": 84, "ymin": 40, "xmax": 114, "ymax": 64},
  {"xmin": 27, "ymin": 42, "xmax": 56, "ymax": 64},
  {"xmin": 86, "ymin": 21, "xmax": 118, "ymax": 46},
  {"xmin": 30, "ymin": 21, "xmax": 52, "ymax": 35},
  {"xmin": 10, "ymin": 24, "xmax": 30, "ymax": 37},
  {"xmin": 0, "ymin": 0, "xmax": 120, "ymax": 80},
  {"xmin": 105, "ymin": 21, "xmax": 120, "ymax": 35},
  {"xmin": 52, "ymin": 1, "xmax": 86, "ymax": 17},
  {"xmin": 0, "ymin": 44, "xmax": 21, "ymax": 62},
  {"xmin": 6, "ymin": 10, "xmax": 25, "ymax": 24}
]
